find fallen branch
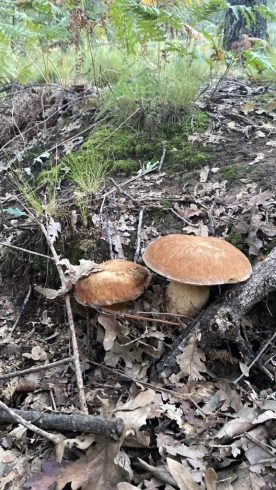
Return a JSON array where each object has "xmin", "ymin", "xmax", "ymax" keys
[
  {"xmin": 16, "ymin": 199, "xmax": 88, "ymax": 414},
  {"xmin": 0, "ymin": 408, "xmax": 124, "ymax": 439},
  {"xmin": 156, "ymin": 246, "xmax": 276, "ymax": 379},
  {"xmin": 134, "ymin": 209, "xmax": 144, "ymax": 262},
  {"xmin": 10, "ymin": 285, "xmax": 32, "ymax": 334},
  {"xmin": 0, "ymin": 241, "xmax": 54, "ymax": 261},
  {"xmin": 37, "ymin": 219, "xmax": 88, "ymax": 413},
  {"xmin": 0, "ymin": 357, "xmax": 73, "ymax": 380},
  {"xmin": 0, "ymin": 400, "xmax": 61, "ymax": 445}
]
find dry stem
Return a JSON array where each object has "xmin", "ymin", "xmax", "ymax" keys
[
  {"xmin": 0, "ymin": 400, "xmax": 61, "ymax": 445},
  {"xmin": 0, "ymin": 357, "xmax": 73, "ymax": 380}
]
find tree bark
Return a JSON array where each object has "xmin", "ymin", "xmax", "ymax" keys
[
  {"xmin": 0, "ymin": 409, "xmax": 124, "ymax": 439},
  {"xmin": 156, "ymin": 246, "xmax": 276, "ymax": 379},
  {"xmin": 223, "ymin": 0, "xmax": 268, "ymax": 50}
]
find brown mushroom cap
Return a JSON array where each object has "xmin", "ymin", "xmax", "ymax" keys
[
  {"xmin": 74, "ymin": 259, "xmax": 151, "ymax": 307},
  {"xmin": 143, "ymin": 235, "xmax": 252, "ymax": 286}
]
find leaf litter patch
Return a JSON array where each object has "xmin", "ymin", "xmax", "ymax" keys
[{"xmin": 0, "ymin": 78, "xmax": 276, "ymax": 488}]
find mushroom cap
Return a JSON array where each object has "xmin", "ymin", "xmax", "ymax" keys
[
  {"xmin": 143, "ymin": 235, "xmax": 252, "ymax": 286},
  {"xmin": 74, "ymin": 259, "xmax": 151, "ymax": 307}
]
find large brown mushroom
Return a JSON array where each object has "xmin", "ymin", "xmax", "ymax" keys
[
  {"xmin": 143, "ymin": 235, "xmax": 252, "ymax": 317},
  {"xmin": 74, "ymin": 259, "xmax": 151, "ymax": 310}
]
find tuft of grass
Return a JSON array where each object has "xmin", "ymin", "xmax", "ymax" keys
[
  {"xmin": 10, "ymin": 164, "xmax": 59, "ymax": 216},
  {"xmin": 63, "ymin": 150, "xmax": 109, "ymax": 225},
  {"xmin": 65, "ymin": 151, "xmax": 109, "ymax": 196},
  {"xmin": 10, "ymin": 170, "xmax": 44, "ymax": 216},
  {"xmin": 101, "ymin": 52, "xmax": 209, "ymax": 131}
]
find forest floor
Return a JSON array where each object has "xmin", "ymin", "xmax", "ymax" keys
[{"xmin": 0, "ymin": 77, "xmax": 276, "ymax": 489}]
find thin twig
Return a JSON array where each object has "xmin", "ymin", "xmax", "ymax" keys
[
  {"xmin": 15, "ymin": 201, "xmax": 88, "ymax": 414},
  {"xmin": 89, "ymin": 360, "xmax": 206, "ymax": 417},
  {"xmin": 109, "ymin": 311, "xmax": 180, "ymax": 326},
  {"xmin": 234, "ymin": 332, "xmax": 276, "ymax": 384},
  {"xmin": 137, "ymin": 311, "xmax": 192, "ymax": 318},
  {"xmin": 10, "ymin": 285, "xmax": 32, "ymax": 335},
  {"xmin": 158, "ymin": 145, "xmax": 166, "ymax": 171},
  {"xmin": 0, "ymin": 357, "xmax": 73, "ymax": 381},
  {"xmin": 209, "ymin": 60, "xmax": 234, "ymax": 100},
  {"xmin": 171, "ymin": 208, "xmax": 198, "ymax": 227},
  {"xmin": 110, "ymin": 178, "xmax": 139, "ymax": 204},
  {"xmin": 95, "ymin": 108, "xmax": 140, "ymax": 150},
  {"xmin": 0, "ymin": 241, "xmax": 54, "ymax": 261},
  {"xmin": 244, "ymin": 432, "xmax": 276, "ymax": 457},
  {"xmin": 0, "ymin": 400, "xmax": 61, "ymax": 445},
  {"xmin": 134, "ymin": 209, "xmax": 144, "ymax": 262},
  {"xmin": 101, "ymin": 161, "xmax": 158, "ymax": 200}
]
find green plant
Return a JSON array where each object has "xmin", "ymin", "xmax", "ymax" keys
[
  {"xmin": 65, "ymin": 150, "xmax": 109, "ymax": 196},
  {"xmin": 10, "ymin": 169, "xmax": 57, "ymax": 216},
  {"xmin": 101, "ymin": 51, "xmax": 208, "ymax": 131}
]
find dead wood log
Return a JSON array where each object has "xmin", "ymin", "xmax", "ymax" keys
[
  {"xmin": 157, "ymin": 246, "xmax": 276, "ymax": 378},
  {"xmin": 0, "ymin": 409, "xmax": 124, "ymax": 439}
]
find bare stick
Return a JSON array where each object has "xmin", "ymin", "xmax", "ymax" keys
[
  {"xmin": 110, "ymin": 177, "xmax": 139, "ymax": 204},
  {"xmin": 171, "ymin": 208, "xmax": 198, "ymax": 227},
  {"xmin": 37, "ymin": 220, "xmax": 87, "ymax": 413},
  {"xmin": 0, "ymin": 408, "xmax": 124, "ymax": 439},
  {"xmin": 95, "ymin": 108, "xmax": 140, "ymax": 150},
  {"xmin": 0, "ymin": 357, "xmax": 73, "ymax": 381},
  {"xmin": 111, "ymin": 311, "xmax": 180, "ymax": 326},
  {"xmin": 244, "ymin": 432, "xmax": 276, "ymax": 457},
  {"xmin": 15, "ymin": 202, "xmax": 88, "ymax": 415},
  {"xmin": 0, "ymin": 241, "xmax": 54, "ymax": 261},
  {"xmin": 158, "ymin": 145, "xmax": 166, "ymax": 171},
  {"xmin": 234, "ymin": 332, "xmax": 276, "ymax": 384},
  {"xmin": 89, "ymin": 360, "xmax": 206, "ymax": 417},
  {"xmin": 101, "ymin": 162, "xmax": 158, "ymax": 200},
  {"xmin": 10, "ymin": 285, "xmax": 32, "ymax": 335},
  {"xmin": 134, "ymin": 209, "xmax": 144, "ymax": 262},
  {"xmin": 0, "ymin": 400, "xmax": 61, "ymax": 445}
]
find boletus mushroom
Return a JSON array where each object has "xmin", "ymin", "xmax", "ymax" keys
[
  {"xmin": 143, "ymin": 235, "xmax": 252, "ymax": 317},
  {"xmin": 74, "ymin": 259, "xmax": 151, "ymax": 310}
]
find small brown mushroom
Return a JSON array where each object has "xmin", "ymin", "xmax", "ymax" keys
[
  {"xmin": 143, "ymin": 235, "xmax": 252, "ymax": 317},
  {"xmin": 74, "ymin": 259, "xmax": 151, "ymax": 309}
]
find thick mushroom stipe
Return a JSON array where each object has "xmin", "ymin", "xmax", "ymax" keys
[{"xmin": 166, "ymin": 282, "xmax": 210, "ymax": 317}]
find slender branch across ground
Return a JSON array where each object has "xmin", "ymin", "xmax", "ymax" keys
[
  {"xmin": 0, "ymin": 357, "xmax": 73, "ymax": 380},
  {"xmin": 0, "ymin": 400, "xmax": 61, "ymax": 445},
  {"xmin": 13, "ymin": 198, "xmax": 88, "ymax": 414},
  {"xmin": 38, "ymin": 220, "xmax": 88, "ymax": 414}
]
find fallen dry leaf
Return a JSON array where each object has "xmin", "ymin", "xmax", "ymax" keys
[
  {"xmin": 138, "ymin": 459, "xmax": 177, "ymax": 487},
  {"xmin": 24, "ymin": 439, "xmax": 125, "ymax": 490},
  {"xmin": 115, "ymin": 389, "xmax": 156, "ymax": 431},
  {"xmin": 117, "ymin": 482, "xmax": 139, "ymax": 489},
  {"xmin": 98, "ymin": 314, "xmax": 122, "ymax": 351},
  {"xmin": 34, "ymin": 285, "xmax": 69, "ymax": 300},
  {"xmin": 23, "ymin": 346, "xmax": 48, "ymax": 361},
  {"xmin": 60, "ymin": 258, "xmax": 102, "ymax": 284},
  {"xmin": 47, "ymin": 218, "xmax": 61, "ymax": 244},
  {"xmin": 215, "ymin": 418, "xmax": 253, "ymax": 440},
  {"xmin": 167, "ymin": 458, "xmax": 200, "ymax": 490},
  {"xmin": 231, "ymin": 467, "xmax": 266, "ymax": 489},
  {"xmin": 170, "ymin": 333, "xmax": 207, "ymax": 382},
  {"xmin": 205, "ymin": 467, "xmax": 218, "ymax": 490}
]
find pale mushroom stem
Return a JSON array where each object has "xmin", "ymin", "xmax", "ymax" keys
[{"xmin": 166, "ymin": 281, "xmax": 210, "ymax": 317}]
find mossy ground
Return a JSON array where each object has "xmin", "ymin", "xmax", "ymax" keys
[{"xmin": 65, "ymin": 109, "xmax": 211, "ymax": 177}]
